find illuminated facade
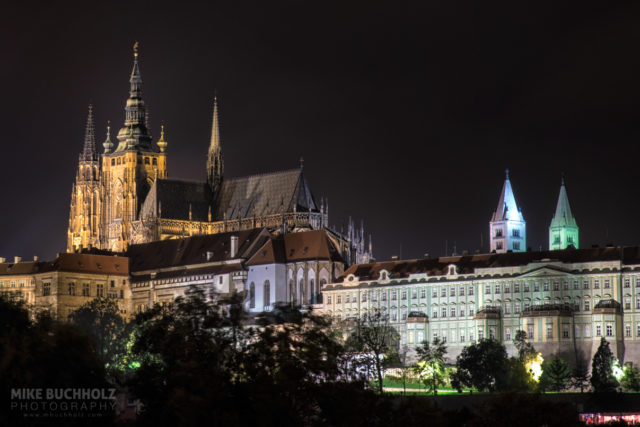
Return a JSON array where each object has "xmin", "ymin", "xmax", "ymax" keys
[
  {"xmin": 321, "ymin": 247, "xmax": 640, "ymax": 364},
  {"xmin": 489, "ymin": 169, "xmax": 526, "ymax": 253},
  {"xmin": 549, "ymin": 176, "xmax": 579, "ymax": 250},
  {"xmin": 67, "ymin": 44, "xmax": 372, "ymax": 264}
]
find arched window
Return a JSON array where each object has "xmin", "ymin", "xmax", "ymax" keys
[
  {"xmin": 289, "ymin": 279, "xmax": 295, "ymax": 304},
  {"xmin": 249, "ymin": 282, "xmax": 255, "ymax": 309},
  {"xmin": 298, "ymin": 278, "xmax": 305, "ymax": 305},
  {"xmin": 310, "ymin": 279, "xmax": 315, "ymax": 304},
  {"xmin": 263, "ymin": 280, "xmax": 271, "ymax": 310}
]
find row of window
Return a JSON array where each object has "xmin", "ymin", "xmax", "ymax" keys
[
  {"xmin": 248, "ymin": 281, "xmax": 271, "ymax": 310},
  {"xmin": 483, "ymin": 278, "xmax": 626, "ymax": 295},
  {"xmin": 0, "ymin": 280, "xmax": 34, "ymax": 288},
  {"xmin": 109, "ymin": 156, "xmax": 158, "ymax": 166}
]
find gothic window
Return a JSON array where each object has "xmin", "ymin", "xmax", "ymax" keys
[
  {"xmin": 310, "ymin": 279, "xmax": 316, "ymax": 304},
  {"xmin": 263, "ymin": 280, "xmax": 270, "ymax": 309},
  {"xmin": 249, "ymin": 282, "xmax": 255, "ymax": 308}
]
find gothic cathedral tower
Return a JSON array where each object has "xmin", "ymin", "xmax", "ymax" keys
[
  {"xmin": 101, "ymin": 43, "xmax": 168, "ymax": 252},
  {"xmin": 207, "ymin": 96, "xmax": 223, "ymax": 196},
  {"xmin": 549, "ymin": 176, "xmax": 579, "ymax": 250},
  {"xmin": 68, "ymin": 105, "xmax": 101, "ymax": 251},
  {"xmin": 489, "ymin": 169, "xmax": 526, "ymax": 253}
]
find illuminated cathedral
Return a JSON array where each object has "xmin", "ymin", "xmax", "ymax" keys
[{"xmin": 67, "ymin": 44, "xmax": 372, "ymax": 264}]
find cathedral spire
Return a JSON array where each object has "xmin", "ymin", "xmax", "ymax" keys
[
  {"xmin": 207, "ymin": 95, "xmax": 223, "ymax": 192},
  {"xmin": 115, "ymin": 41, "xmax": 153, "ymax": 152},
  {"xmin": 549, "ymin": 174, "xmax": 579, "ymax": 250},
  {"xmin": 81, "ymin": 104, "xmax": 97, "ymax": 161}
]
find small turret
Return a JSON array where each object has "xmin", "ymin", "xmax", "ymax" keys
[
  {"xmin": 207, "ymin": 95, "xmax": 223, "ymax": 193},
  {"xmin": 103, "ymin": 121, "xmax": 114, "ymax": 154},
  {"xmin": 157, "ymin": 124, "xmax": 168, "ymax": 153}
]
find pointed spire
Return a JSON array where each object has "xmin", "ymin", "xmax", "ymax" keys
[
  {"xmin": 81, "ymin": 104, "xmax": 97, "ymax": 161},
  {"xmin": 551, "ymin": 175, "xmax": 577, "ymax": 228},
  {"xmin": 103, "ymin": 120, "xmax": 114, "ymax": 154},
  {"xmin": 491, "ymin": 169, "xmax": 524, "ymax": 222},
  {"xmin": 157, "ymin": 124, "xmax": 167, "ymax": 153},
  {"xmin": 115, "ymin": 41, "xmax": 152, "ymax": 152},
  {"xmin": 207, "ymin": 95, "xmax": 223, "ymax": 191}
]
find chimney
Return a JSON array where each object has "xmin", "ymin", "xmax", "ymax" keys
[
  {"xmin": 0, "ymin": 257, "xmax": 5, "ymax": 263},
  {"xmin": 230, "ymin": 236, "xmax": 239, "ymax": 258},
  {"xmin": 33, "ymin": 255, "xmax": 38, "ymax": 262},
  {"xmin": 14, "ymin": 256, "xmax": 21, "ymax": 263},
  {"xmin": 206, "ymin": 251, "xmax": 214, "ymax": 261}
]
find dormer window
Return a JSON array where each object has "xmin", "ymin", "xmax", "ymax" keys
[
  {"xmin": 379, "ymin": 270, "xmax": 388, "ymax": 281},
  {"xmin": 447, "ymin": 265, "xmax": 457, "ymax": 276}
]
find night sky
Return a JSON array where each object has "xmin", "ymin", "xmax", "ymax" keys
[{"xmin": 3, "ymin": 1, "xmax": 640, "ymax": 262}]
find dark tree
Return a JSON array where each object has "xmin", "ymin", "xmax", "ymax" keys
[
  {"xmin": 450, "ymin": 338, "xmax": 508, "ymax": 392},
  {"xmin": 571, "ymin": 352, "xmax": 591, "ymax": 393},
  {"xmin": 415, "ymin": 337, "xmax": 447, "ymax": 396},
  {"xmin": 591, "ymin": 337, "xmax": 619, "ymax": 393},
  {"xmin": 514, "ymin": 329, "xmax": 536, "ymax": 362},
  {"xmin": 539, "ymin": 356, "xmax": 571, "ymax": 392},
  {"xmin": 346, "ymin": 309, "xmax": 399, "ymax": 394},
  {"xmin": 69, "ymin": 297, "xmax": 128, "ymax": 373}
]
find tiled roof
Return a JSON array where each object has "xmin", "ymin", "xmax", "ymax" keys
[
  {"xmin": 126, "ymin": 228, "xmax": 269, "ymax": 272},
  {"xmin": 0, "ymin": 253, "xmax": 129, "ymax": 276},
  {"xmin": 338, "ymin": 246, "xmax": 639, "ymax": 282},
  {"xmin": 218, "ymin": 168, "xmax": 318, "ymax": 220},
  {"xmin": 247, "ymin": 229, "xmax": 343, "ymax": 265}
]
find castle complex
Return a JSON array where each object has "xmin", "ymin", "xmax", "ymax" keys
[
  {"xmin": 67, "ymin": 44, "xmax": 372, "ymax": 265},
  {"xmin": 3, "ymin": 45, "xmax": 638, "ymax": 367}
]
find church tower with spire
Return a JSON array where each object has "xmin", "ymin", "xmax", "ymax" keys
[
  {"xmin": 489, "ymin": 169, "xmax": 526, "ymax": 253},
  {"xmin": 68, "ymin": 104, "xmax": 102, "ymax": 251},
  {"xmin": 549, "ymin": 175, "xmax": 579, "ymax": 250},
  {"xmin": 100, "ymin": 42, "xmax": 167, "ymax": 252},
  {"xmin": 207, "ymin": 96, "xmax": 223, "ymax": 195}
]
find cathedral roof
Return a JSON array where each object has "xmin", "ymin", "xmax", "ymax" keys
[
  {"xmin": 141, "ymin": 179, "xmax": 213, "ymax": 222},
  {"xmin": 491, "ymin": 169, "xmax": 524, "ymax": 222},
  {"xmin": 550, "ymin": 178, "xmax": 577, "ymax": 229},
  {"xmin": 246, "ymin": 229, "xmax": 344, "ymax": 266},
  {"xmin": 217, "ymin": 168, "xmax": 318, "ymax": 220}
]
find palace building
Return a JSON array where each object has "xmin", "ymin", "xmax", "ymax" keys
[{"xmin": 67, "ymin": 44, "xmax": 372, "ymax": 266}]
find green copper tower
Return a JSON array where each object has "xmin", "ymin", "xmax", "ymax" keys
[{"xmin": 549, "ymin": 175, "xmax": 579, "ymax": 250}]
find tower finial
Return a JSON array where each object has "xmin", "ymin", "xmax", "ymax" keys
[
  {"xmin": 505, "ymin": 168, "xmax": 510, "ymax": 179},
  {"xmin": 157, "ymin": 123, "xmax": 167, "ymax": 153},
  {"xmin": 103, "ymin": 120, "xmax": 114, "ymax": 154},
  {"xmin": 300, "ymin": 156, "xmax": 304, "ymax": 170},
  {"xmin": 561, "ymin": 172, "xmax": 565, "ymax": 186},
  {"xmin": 133, "ymin": 41, "xmax": 139, "ymax": 58}
]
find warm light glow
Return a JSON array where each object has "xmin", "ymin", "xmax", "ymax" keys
[
  {"xmin": 526, "ymin": 352, "xmax": 544, "ymax": 382},
  {"xmin": 612, "ymin": 359, "xmax": 623, "ymax": 382}
]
